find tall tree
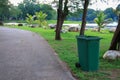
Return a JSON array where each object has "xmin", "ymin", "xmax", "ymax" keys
[
  {"xmin": 9, "ymin": 5, "xmax": 21, "ymax": 20},
  {"xmin": 55, "ymin": 0, "xmax": 69, "ymax": 40},
  {"xmin": 109, "ymin": 4, "xmax": 120, "ymax": 50},
  {"xmin": 0, "ymin": 0, "xmax": 11, "ymax": 21},
  {"xmin": 54, "ymin": 0, "xmax": 82, "ymax": 40},
  {"xmin": 80, "ymin": 0, "xmax": 89, "ymax": 35}
]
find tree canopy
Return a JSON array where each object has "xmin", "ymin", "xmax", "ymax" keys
[
  {"xmin": 18, "ymin": 0, "xmax": 41, "ymax": 19},
  {"xmin": 0, "ymin": 0, "xmax": 11, "ymax": 20},
  {"xmin": 17, "ymin": 0, "xmax": 57, "ymax": 20}
]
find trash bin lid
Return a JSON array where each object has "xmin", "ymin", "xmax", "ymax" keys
[{"xmin": 76, "ymin": 35, "xmax": 101, "ymax": 40}]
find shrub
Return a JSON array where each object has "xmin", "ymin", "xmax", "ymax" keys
[
  {"xmin": 18, "ymin": 23, "xmax": 23, "ymax": 26},
  {"xmin": 0, "ymin": 21, "xmax": 4, "ymax": 26},
  {"xmin": 30, "ymin": 25, "xmax": 36, "ymax": 28}
]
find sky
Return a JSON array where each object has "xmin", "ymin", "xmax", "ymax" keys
[{"xmin": 9, "ymin": 0, "xmax": 120, "ymax": 10}]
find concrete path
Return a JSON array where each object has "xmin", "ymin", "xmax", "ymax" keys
[{"xmin": 0, "ymin": 27, "xmax": 75, "ymax": 80}]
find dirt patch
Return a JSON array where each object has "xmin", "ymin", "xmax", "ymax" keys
[{"xmin": 107, "ymin": 69, "xmax": 120, "ymax": 80}]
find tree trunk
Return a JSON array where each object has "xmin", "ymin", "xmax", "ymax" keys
[
  {"xmin": 98, "ymin": 27, "xmax": 101, "ymax": 32},
  {"xmin": 80, "ymin": 0, "xmax": 89, "ymax": 35},
  {"xmin": 118, "ymin": 41, "xmax": 120, "ymax": 51},
  {"xmin": 55, "ymin": 9, "xmax": 64, "ymax": 40},
  {"xmin": 55, "ymin": 0, "xmax": 68, "ymax": 40},
  {"xmin": 109, "ymin": 15, "xmax": 120, "ymax": 50}
]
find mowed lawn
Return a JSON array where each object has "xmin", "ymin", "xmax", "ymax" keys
[{"xmin": 7, "ymin": 26, "xmax": 120, "ymax": 80}]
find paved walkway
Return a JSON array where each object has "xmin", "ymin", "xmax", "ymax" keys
[{"xmin": 0, "ymin": 27, "xmax": 75, "ymax": 80}]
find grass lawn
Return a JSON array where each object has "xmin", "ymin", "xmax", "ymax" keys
[
  {"xmin": 47, "ymin": 20, "xmax": 81, "ymax": 24},
  {"xmin": 5, "ymin": 20, "xmax": 81, "ymax": 24},
  {"xmin": 6, "ymin": 26, "xmax": 120, "ymax": 80}
]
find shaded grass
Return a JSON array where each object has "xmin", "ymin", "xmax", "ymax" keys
[{"xmin": 7, "ymin": 26, "xmax": 120, "ymax": 80}]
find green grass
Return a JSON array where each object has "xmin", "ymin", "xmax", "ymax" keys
[
  {"xmin": 6, "ymin": 26, "xmax": 120, "ymax": 80},
  {"xmin": 4, "ymin": 20, "xmax": 81, "ymax": 24},
  {"xmin": 47, "ymin": 20, "xmax": 81, "ymax": 24},
  {"xmin": 4, "ymin": 20, "xmax": 27, "ymax": 23}
]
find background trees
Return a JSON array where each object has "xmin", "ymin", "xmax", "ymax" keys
[
  {"xmin": 17, "ymin": 1, "xmax": 56, "ymax": 20},
  {"xmin": 67, "ymin": 9, "xmax": 83, "ymax": 21},
  {"xmin": 9, "ymin": 5, "xmax": 21, "ymax": 20},
  {"xmin": 0, "ymin": 0, "xmax": 11, "ymax": 21},
  {"xmin": 104, "ymin": 8, "xmax": 117, "ymax": 21},
  {"xmin": 0, "ymin": 0, "xmax": 118, "ymax": 22},
  {"xmin": 87, "ymin": 9, "xmax": 97, "ymax": 22},
  {"xmin": 67, "ymin": 8, "xmax": 118, "ymax": 22},
  {"xmin": 0, "ymin": 0, "xmax": 57, "ymax": 21},
  {"xmin": 40, "ymin": 4, "xmax": 57, "ymax": 20},
  {"xmin": 18, "ymin": 0, "xmax": 41, "ymax": 20}
]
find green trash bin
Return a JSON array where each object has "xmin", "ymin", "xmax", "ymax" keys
[{"xmin": 76, "ymin": 35, "xmax": 101, "ymax": 71}]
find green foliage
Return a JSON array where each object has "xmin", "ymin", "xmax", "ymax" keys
[
  {"xmin": 26, "ymin": 14, "xmax": 34, "ymax": 25},
  {"xmin": 35, "ymin": 11, "xmax": 48, "ymax": 28},
  {"xmin": 116, "ymin": 4, "xmax": 120, "ymax": 15},
  {"xmin": 25, "ymin": 11, "xmax": 48, "ymax": 28},
  {"xmin": 87, "ymin": 9, "xmax": 97, "ymax": 21},
  {"xmin": 67, "ymin": 7, "xmax": 117, "ymax": 21},
  {"xmin": 0, "ymin": 0, "xmax": 11, "ymax": 20},
  {"xmin": 40, "ymin": 4, "xmax": 57, "ymax": 20},
  {"xmin": 94, "ymin": 11, "xmax": 112, "ymax": 32},
  {"xmin": 67, "ymin": 9, "xmax": 83, "ymax": 20},
  {"xmin": 94, "ymin": 12, "xmax": 107, "ymax": 28},
  {"xmin": 18, "ymin": 1, "xmax": 56, "ymax": 20},
  {"xmin": 18, "ymin": 0, "xmax": 41, "ymax": 19},
  {"xmin": 104, "ymin": 8, "xmax": 117, "ymax": 21},
  {"xmin": 9, "ymin": 6, "xmax": 21, "ymax": 20}
]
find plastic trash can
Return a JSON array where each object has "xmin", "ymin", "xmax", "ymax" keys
[{"xmin": 76, "ymin": 35, "xmax": 101, "ymax": 71}]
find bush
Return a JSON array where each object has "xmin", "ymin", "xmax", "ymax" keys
[
  {"xmin": 30, "ymin": 25, "xmax": 36, "ymax": 28},
  {"xmin": 18, "ymin": 23, "xmax": 23, "ymax": 26},
  {"xmin": 0, "ymin": 21, "xmax": 4, "ymax": 26}
]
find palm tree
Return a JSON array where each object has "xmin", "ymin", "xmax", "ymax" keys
[
  {"xmin": 26, "ymin": 14, "xmax": 34, "ymax": 26},
  {"xmin": 94, "ymin": 11, "xmax": 112, "ymax": 32},
  {"xmin": 35, "ymin": 11, "xmax": 47, "ymax": 28}
]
